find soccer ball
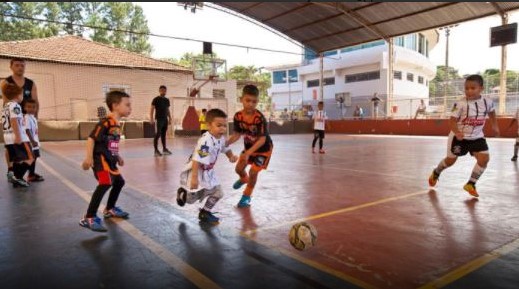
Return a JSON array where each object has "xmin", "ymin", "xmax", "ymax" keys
[{"xmin": 288, "ymin": 222, "xmax": 318, "ymax": 251}]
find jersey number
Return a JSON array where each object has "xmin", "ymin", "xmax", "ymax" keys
[{"xmin": 1, "ymin": 114, "xmax": 10, "ymax": 131}]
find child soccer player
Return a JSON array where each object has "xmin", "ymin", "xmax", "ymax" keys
[
  {"xmin": 312, "ymin": 101, "xmax": 327, "ymax": 154},
  {"xmin": 199, "ymin": 108, "xmax": 208, "ymax": 135},
  {"xmin": 508, "ymin": 106, "xmax": 519, "ymax": 162},
  {"xmin": 428, "ymin": 75, "xmax": 500, "ymax": 197},
  {"xmin": 24, "ymin": 99, "xmax": 44, "ymax": 182},
  {"xmin": 176, "ymin": 109, "xmax": 238, "ymax": 224},
  {"xmin": 1, "ymin": 82, "xmax": 33, "ymax": 187},
  {"xmin": 227, "ymin": 85, "xmax": 274, "ymax": 208},
  {"xmin": 80, "ymin": 91, "xmax": 131, "ymax": 232}
]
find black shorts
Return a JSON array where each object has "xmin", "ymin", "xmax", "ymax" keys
[
  {"xmin": 5, "ymin": 143, "xmax": 33, "ymax": 163},
  {"xmin": 32, "ymin": 149, "xmax": 40, "ymax": 159},
  {"xmin": 314, "ymin": 130, "xmax": 325, "ymax": 139},
  {"xmin": 450, "ymin": 137, "xmax": 489, "ymax": 157},
  {"xmin": 156, "ymin": 119, "xmax": 168, "ymax": 133}
]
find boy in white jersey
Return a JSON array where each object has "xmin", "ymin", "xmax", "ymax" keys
[
  {"xmin": 429, "ymin": 75, "xmax": 500, "ymax": 197},
  {"xmin": 24, "ymin": 99, "xmax": 44, "ymax": 182},
  {"xmin": 508, "ymin": 107, "xmax": 519, "ymax": 161},
  {"xmin": 1, "ymin": 82, "xmax": 33, "ymax": 187},
  {"xmin": 176, "ymin": 108, "xmax": 238, "ymax": 224},
  {"xmin": 312, "ymin": 101, "xmax": 328, "ymax": 154}
]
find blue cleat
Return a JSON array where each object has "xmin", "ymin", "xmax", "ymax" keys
[
  {"xmin": 233, "ymin": 179, "xmax": 246, "ymax": 190},
  {"xmin": 199, "ymin": 209, "xmax": 220, "ymax": 224},
  {"xmin": 79, "ymin": 216, "xmax": 107, "ymax": 232},
  {"xmin": 103, "ymin": 206, "xmax": 129, "ymax": 219},
  {"xmin": 237, "ymin": 195, "xmax": 251, "ymax": 208}
]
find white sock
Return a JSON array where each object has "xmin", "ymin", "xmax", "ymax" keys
[
  {"xmin": 434, "ymin": 159, "xmax": 448, "ymax": 175},
  {"xmin": 469, "ymin": 164, "xmax": 486, "ymax": 184}
]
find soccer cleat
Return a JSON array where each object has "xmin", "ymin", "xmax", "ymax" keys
[
  {"xmin": 319, "ymin": 149, "xmax": 325, "ymax": 154},
  {"xmin": 12, "ymin": 177, "xmax": 30, "ymax": 188},
  {"xmin": 6, "ymin": 171, "xmax": 14, "ymax": 183},
  {"xmin": 28, "ymin": 174, "xmax": 44, "ymax": 182},
  {"xmin": 103, "ymin": 206, "xmax": 129, "ymax": 219},
  {"xmin": 154, "ymin": 150, "xmax": 162, "ymax": 157},
  {"xmin": 428, "ymin": 170, "xmax": 440, "ymax": 187},
  {"xmin": 162, "ymin": 148, "xmax": 172, "ymax": 155},
  {"xmin": 79, "ymin": 216, "xmax": 107, "ymax": 232},
  {"xmin": 177, "ymin": 187, "xmax": 187, "ymax": 207},
  {"xmin": 233, "ymin": 179, "xmax": 246, "ymax": 190},
  {"xmin": 463, "ymin": 182, "xmax": 479, "ymax": 198},
  {"xmin": 512, "ymin": 155, "xmax": 518, "ymax": 162},
  {"xmin": 198, "ymin": 209, "xmax": 220, "ymax": 224},
  {"xmin": 237, "ymin": 195, "xmax": 251, "ymax": 208}
]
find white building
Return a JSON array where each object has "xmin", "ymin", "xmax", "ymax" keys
[{"xmin": 267, "ymin": 31, "xmax": 438, "ymax": 119}]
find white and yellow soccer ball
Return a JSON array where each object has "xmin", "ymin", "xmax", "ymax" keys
[{"xmin": 288, "ymin": 222, "xmax": 318, "ymax": 251}]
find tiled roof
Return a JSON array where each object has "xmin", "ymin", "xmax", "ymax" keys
[{"xmin": 0, "ymin": 36, "xmax": 191, "ymax": 73}]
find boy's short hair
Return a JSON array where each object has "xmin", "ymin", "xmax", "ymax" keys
[
  {"xmin": 242, "ymin": 84, "xmax": 259, "ymax": 97},
  {"xmin": 106, "ymin": 90, "xmax": 130, "ymax": 111},
  {"xmin": 318, "ymin": 101, "xmax": 324, "ymax": 105},
  {"xmin": 466, "ymin": 74, "xmax": 484, "ymax": 87},
  {"xmin": 159, "ymin": 85, "xmax": 167, "ymax": 90},
  {"xmin": 1, "ymin": 82, "xmax": 22, "ymax": 100},
  {"xmin": 205, "ymin": 108, "xmax": 227, "ymax": 124},
  {"xmin": 202, "ymin": 108, "xmax": 207, "ymax": 113},
  {"xmin": 24, "ymin": 98, "xmax": 37, "ymax": 105},
  {"xmin": 10, "ymin": 58, "xmax": 25, "ymax": 66}
]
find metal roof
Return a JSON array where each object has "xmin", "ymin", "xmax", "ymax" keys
[{"xmin": 215, "ymin": 2, "xmax": 519, "ymax": 53}]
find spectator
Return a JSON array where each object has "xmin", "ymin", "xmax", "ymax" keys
[
  {"xmin": 371, "ymin": 93, "xmax": 381, "ymax": 119},
  {"xmin": 353, "ymin": 105, "xmax": 364, "ymax": 120},
  {"xmin": 414, "ymin": 99, "xmax": 427, "ymax": 119}
]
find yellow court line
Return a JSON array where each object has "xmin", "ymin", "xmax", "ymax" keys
[
  {"xmin": 239, "ymin": 232, "xmax": 379, "ymax": 289},
  {"xmin": 245, "ymin": 189, "xmax": 430, "ymax": 235},
  {"xmin": 39, "ymin": 160, "xmax": 223, "ymax": 289},
  {"xmin": 44, "ymin": 150, "xmax": 379, "ymax": 289},
  {"xmin": 417, "ymin": 237, "xmax": 519, "ymax": 289}
]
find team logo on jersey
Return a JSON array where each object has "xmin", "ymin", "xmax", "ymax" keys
[
  {"xmin": 13, "ymin": 107, "xmax": 21, "ymax": 115},
  {"xmin": 452, "ymin": 145, "xmax": 462, "ymax": 155},
  {"xmin": 197, "ymin": 144, "xmax": 209, "ymax": 158}
]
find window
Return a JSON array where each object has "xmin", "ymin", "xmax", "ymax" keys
[
  {"xmin": 407, "ymin": 73, "xmax": 414, "ymax": 82},
  {"xmin": 273, "ymin": 71, "xmax": 287, "ymax": 84},
  {"xmin": 394, "ymin": 36, "xmax": 405, "ymax": 47},
  {"xmin": 394, "ymin": 71, "xmax": 402, "ymax": 80},
  {"xmin": 307, "ymin": 79, "xmax": 320, "ymax": 87},
  {"xmin": 304, "ymin": 47, "xmax": 318, "ymax": 61},
  {"xmin": 418, "ymin": 76, "xmax": 424, "ymax": 84},
  {"xmin": 418, "ymin": 34, "xmax": 425, "ymax": 55},
  {"xmin": 288, "ymin": 69, "xmax": 298, "ymax": 83},
  {"xmin": 213, "ymin": 89, "xmax": 225, "ymax": 98},
  {"xmin": 323, "ymin": 50, "xmax": 338, "ymax": 57},
  {"xmin": 345, "ymin": 71, "xmax": 380, "ymax": 83},
  {"xmin": 340, "ymin": 40, "xmax": 385, "ymax": 53},
  {"xmin": 405, "ymin": 34, "xmax": 417, "ymax": 51},
  {"xmin": 324, "ymin": 77, "xmax": 335, "ymax": 86},
  {"xmin": 102, "ymin": 84, "xmax": 131, "ymax": 95}
]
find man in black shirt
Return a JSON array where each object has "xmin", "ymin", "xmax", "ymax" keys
[{"xmin": 150, "ymin": 85, "xmax": 172, "ymax": 156}]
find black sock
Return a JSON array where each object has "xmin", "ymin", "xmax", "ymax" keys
[
  {"xmin": 28, "ymin": 159, "xmax": 37, "ymax": 176},
  {"xmin": 106, "ymin": 176, "xmax": 125, "ymax": 209},
  {"xmin": 86, "ymin": 184, "xmax": 111, "ymax": 218},
  {"xmin": 13, "ymin": 163, "xmax": 29, "ymax": 179}
]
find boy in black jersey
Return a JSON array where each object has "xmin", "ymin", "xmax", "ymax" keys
[{"xmin": 79, "ymin": 91, "xmax": 132, "ymax": 232}]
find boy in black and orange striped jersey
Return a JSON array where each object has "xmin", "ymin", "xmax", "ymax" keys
[
  {"xmin": 227, "ymin": 85, "xmax": 273, "ymax": 208},
  {"xmin": 79, "ymin": 91, "xmax": 132, "ymax": 232}
]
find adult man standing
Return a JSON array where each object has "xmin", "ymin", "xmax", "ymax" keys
[
  {"xmin": 150, "ymin": 85, "xmax": 172, "ymax": 156},
  {"xmin": 1, "ymin": 58, "xmax": 39, "ymax": 182}
]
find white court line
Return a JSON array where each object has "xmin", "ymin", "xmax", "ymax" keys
[{"xmin": 39, "ymin": 160, "xmax": 223, "ymax": 289}]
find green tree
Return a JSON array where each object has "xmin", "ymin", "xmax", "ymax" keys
[
  {"xmin": 41, "ymin": 2, "xmax": 60, "ymax": 37},
  {"xmin": 83, "ymin": 2, "xmax": 110, "ymax": 44},
  {"xmin": 0, "ymin": 2, "xmax": 45, "ymax": 41},
  {"xmin": 227, "ymin": 65, "xmax": 271, "ymax": 107},
  {"xmin": 429, "ymin": 65, "xmax": 461, "ymax": 99},
  {"xmin": 57, "ymin": 2, "xmax": 84, "ymax": 36},
  {"xmin": 480, "ymin": 69, "xmax": 519, "ymax": 93},
  {"xmin": 126, "ymin": 5, "xmax": 151, "ymax": 54}
]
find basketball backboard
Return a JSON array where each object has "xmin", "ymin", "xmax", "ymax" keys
[{"xmin": 192, "ymin": 56, "xmax": 227, "ymax": 82}]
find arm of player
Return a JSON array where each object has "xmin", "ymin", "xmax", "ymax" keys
[
  {"xmin": 82, "ymin": 138, "xmax": 95, "ymax": 170},
  {"xmin": 190, "ymin": 159, "xmax": 199, "ymax": 190},
  {"xmin": 149, "ymin": 105, "xmax": 155, "ymax": 124},
  {"xmin": 244, "ymin": 136, "xmax": 266, "ymax": 158},
  {"xmin": 167, "ymin": 108, "xmax": 172, "ymax": 125},
  {"xmin": 32, "ymin": 83, "xmax": 39, "ymax": 118},
  {"xmin": 449, "ymin": 117, "xmax": 464, "ymax": 141},
  {"xmin": 10, "ymin": 118, "xmax": 22, "ymax": 144},
  {"xmin": 225, "ymin": 149, "xmax": 238, "ymax": 163},
  {"xmin": 25, "ymin": 128, "xmax": 37, "ymax": 147},
  {"xmin": 488, "ymin": 111, "xmax": 500, "ymax": 137},
  {"xmin": 225, "ymin": 132, "xmax": 241, "ymax": 146}
]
